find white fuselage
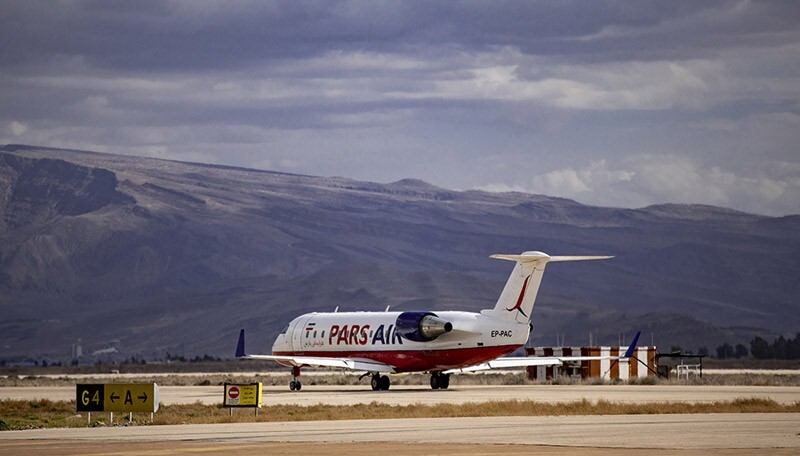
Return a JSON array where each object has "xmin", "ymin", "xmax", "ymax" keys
[{"xmin": 271, "ymin": 310, "xmax": 530, "ymax": 373}]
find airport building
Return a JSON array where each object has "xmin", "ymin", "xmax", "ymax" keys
[{"xmin": 525, "ymin": 346, "xmax": 657, "ymax": 381}]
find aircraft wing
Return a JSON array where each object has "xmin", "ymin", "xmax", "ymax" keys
[
  {"xmin": 235, "ymin": 329, "xmax": 396, "ymax": 373},
  {"xmin": 444, "ymin": 354, "xmax": 629, "ymax": 374},
  {"xmin": 445, "ymin": 331, "xmax": 642, "ymax": 374},
  {"xmin": 240, "ymin": 353, "xmax": 396, "ymax": 373},
  {"xmin": 444, "ymin": 356, "xmax": 562, "ymax": 374}
]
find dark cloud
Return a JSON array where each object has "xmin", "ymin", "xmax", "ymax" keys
[
  {"xmin": 2, "ymin": 1, "xmax": 418, "ymax": 71},
  {"xmin": 4, "ymin": 1, "xmax": 798, "ymax": 72},
  {"xmin": 1, "ymin": 1, "xmax": 799, "ymax": 215}
]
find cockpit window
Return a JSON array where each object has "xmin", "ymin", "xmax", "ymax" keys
[{"xmin": 279, "ymin": 324, "xmax": 289, "ymax": 335}]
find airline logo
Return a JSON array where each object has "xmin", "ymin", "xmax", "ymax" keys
[
  {"xmin": 506, "ymin": 276, "xmax": 530, "ymax": 318},
  {"xmin": 328, "ymin": 324, "xmax": 404, "ymax": 346}
]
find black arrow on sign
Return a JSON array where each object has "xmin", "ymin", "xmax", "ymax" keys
[
  {"xmin": 109, "ymin": 393, "xmax": 120, "ymax": 403},
  {"xmin": 138, "ymin": 392, "xmax": 148, "ymax": 403}
]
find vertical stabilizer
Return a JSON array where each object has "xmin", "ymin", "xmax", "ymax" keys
[{"xmin": 482, "ymin": 251, "xmax": 612, "ymax": 323}]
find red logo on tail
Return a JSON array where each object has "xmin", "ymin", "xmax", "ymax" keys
[{"xmin": 506, "ymin": 276, "xmax": 530, "ymax": 318}]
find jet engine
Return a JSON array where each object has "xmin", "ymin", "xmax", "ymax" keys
[{"xmin": 395, "ymin": 311, "xmax": 453, "ymax": 342}]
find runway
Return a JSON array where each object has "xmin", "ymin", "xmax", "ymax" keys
[
  {"xmin": 3, "ymin": 383, "xmax": 800, "ymax": 406},
  {"xmin": 1, "ymin": 414, "xmax": 798, "ymax": 454},
  {"xmin": 2, "ymin": 383, "xmax": 799, "ymax": 453}
]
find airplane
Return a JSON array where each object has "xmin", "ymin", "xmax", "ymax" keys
[{"xmin": 236, "ymin": 250, "xmax": 639, "ymax": 391}]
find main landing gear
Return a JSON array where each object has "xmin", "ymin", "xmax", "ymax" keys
[
  {"xmin": 430, "ymin": 372, "xmax": 450, "ymax": 390},
  {"xmin": 289, "ymin": 366, "xmax": 302, "ymax": 391},
  {"xmin": 369, "ymin": 373, "xmax": 391, "ymax": 391}
]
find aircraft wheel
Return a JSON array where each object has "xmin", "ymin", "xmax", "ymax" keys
[
  {"xmin": 440, "ymin": 374, "xmax": 450, "ymax": 390},
  {"xmin": 289, "ymin": 380, "xmax": 297, "ymax": 391},
  {"xmin": 295, "ymin": 381, "xmax": 302, "ymax": 391},
  {"xmin": 379, "ymin": 375, "xmax": 390, "ymax": 391},
  {"xmin": 430, "ymin": 374, "xmax": 440, "ymax": 390},
  {"xmin": 371, "ymin": 376, "xmax": 380, "ymax": 391}
]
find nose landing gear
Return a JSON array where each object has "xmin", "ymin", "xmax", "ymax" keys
[{"xmin": 289, "ymin": 366, "xmax": 302, "ymax": 391}]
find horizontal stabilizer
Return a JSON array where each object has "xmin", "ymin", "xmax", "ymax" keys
[
  {"xmin": 549, "ymin": 255, "xmax": 615, "ymax": 262},
  {"xmin": 490, "ymin": 253, "xmax": 614, "ymax": 263}
]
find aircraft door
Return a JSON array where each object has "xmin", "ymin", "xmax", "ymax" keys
[{"xmin": 291, "ymin": 315, "xmax": 314, "ymax": 354}]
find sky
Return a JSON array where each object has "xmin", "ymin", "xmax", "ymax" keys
[{"xmin": 1, "ymin": 1, "xmax": 799, "ymax": 216}]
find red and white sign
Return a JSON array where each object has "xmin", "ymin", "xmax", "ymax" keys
[
  {"xmin": 228, "ymin": 386, "xmax": 240, "ymax": 399},
  {"xmin": 223, "ymin": 383, "xmax": 262, "ymax": 408}
]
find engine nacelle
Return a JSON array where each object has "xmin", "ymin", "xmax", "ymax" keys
[{"xmin": 395, "ymin": 311, "xmax": 453, "ymax": 342}]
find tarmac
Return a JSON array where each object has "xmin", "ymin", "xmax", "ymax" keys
[
  {"xmin": 1, "ymin": 414, "xmax": 799, "ymax": 454},
  {"xmin": 2, "ymin": 383, "xmax": 799, "ymax": 454}
]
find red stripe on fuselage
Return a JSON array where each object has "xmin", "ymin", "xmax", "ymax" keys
[{"xmin": 273, "ymin": 344, "xmax": 521, "ymax": 373}]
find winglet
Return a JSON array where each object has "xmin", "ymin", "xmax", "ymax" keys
[
  {"xmin": 623, "ymin": 331, "xmax": 641, "ymax": 359},
  {"xmin": 235, "ymin": 329, "xmax": 246, "ymax": 358}
]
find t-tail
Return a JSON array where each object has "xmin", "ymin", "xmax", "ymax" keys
[{"xmin": 481, "ymin": 251, "xmax": 613, "ymax": 324}]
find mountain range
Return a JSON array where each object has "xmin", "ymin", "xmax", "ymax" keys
[{"xmin": 1, "ymin": 144, "xmax": 798, "ymax": 360}]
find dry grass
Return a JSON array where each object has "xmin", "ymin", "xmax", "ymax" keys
[
  {"xmin": 0, "ymin": 371, "xmax": 533, "ymax": 388},
  {"xmin": 3, "ymin": 371, "xmax": 800, "ymax": 388},
  {"xmin": 0, "ymin": 399, "xmax": 87, "ymax": 430},
  {"xmin": 222, "ymin": 398, "xmax": 799, "ymax": 423},
  {"xmin": 683, "ymin": 373, "xmax": 800, "ymax": 386},
  {"xmin": 2, "ymin": 397, "xmax": 798, "ymax": 430}
]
